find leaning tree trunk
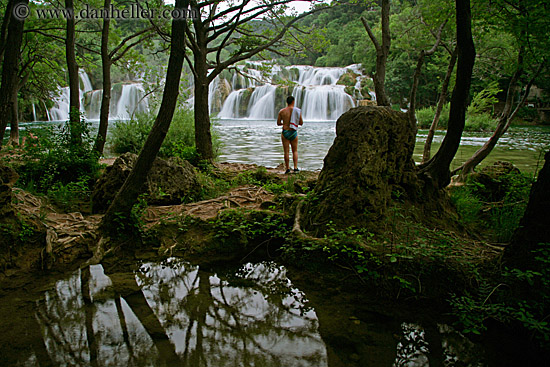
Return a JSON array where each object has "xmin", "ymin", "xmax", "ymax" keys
[
  {"xmin": 65, "ymin": 0, "xmax": 81, "ymax": 143},
  {"xmin": 0, "ymin": 0, "xmax": 27, "ymax": 146},
  {"xmin": 0, "ymin": 0, "xmax": 15, "ymax": 65},
  {"xmin": 418, "ymin": 0, "xmax": 475, "ymax": 190},
  {"xmin": 422, "ymin": 47, "xmax": 457, "ymax": 163},
  {"xmin": 101, "ymin": 0, "xmax": 189, "ymax": 231},
  {"xmin": 455, "ymin": 52, "xmax": 543, "ymax": 178},
  {"xmin": 504, "ymin": 150, "xmax": 550, "ymax": 269},
  {"xmin": 193, "ymin": 35, "xmax": 213, "ymax": 160},
  {"xmin": 94, "ymin": 0, "xmax": 112, "ymax": 155}
]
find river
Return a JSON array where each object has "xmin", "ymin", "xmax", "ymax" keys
[{"xmin": 215, "ymin": 118, "xmax": 550, "ymax": 174}]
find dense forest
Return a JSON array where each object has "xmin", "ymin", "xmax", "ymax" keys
[{"xmin": 0, "ymin": 0, "xmax": 550, "ymax": 365}]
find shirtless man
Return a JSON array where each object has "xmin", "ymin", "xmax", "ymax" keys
[{"xmin": 277, "ymin": 96, "xmax": 303, "ymax": 174}]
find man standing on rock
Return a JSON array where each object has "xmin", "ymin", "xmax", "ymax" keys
[{"xmin": 277, "ymin": 96, "xmax": 303, "ymax": 174}]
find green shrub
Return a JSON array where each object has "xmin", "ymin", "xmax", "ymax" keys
[
  {"xmin": 465, "ymin": 112, "xmax": 499, "ymax": 132},
  {"xmin": 109, "ymin": 107, "xmax": 221, "ymax": 162},
  {"xmin": 415, "ymin": 103, "xmax": 450, "ymax": 129},
  {"xmin": 17, "ymin": 119, "xmax": 101, "ymax": 195},
  {"xmin": 450, "ymin": 185, "xmax": 484, "ymax": 226}
]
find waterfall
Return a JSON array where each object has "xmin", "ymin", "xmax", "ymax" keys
[
  {"xmin": 114, "ymin": 83, "xmax": 148, "ymax": 120},
  {"xmin": 219, "ymin": 90, "xmax": 245, "ymax": 119},
  {"xmin": 47, "ymin": 70, "xmax": 148, "ymax": 122},
  {"xmin": 43, "ymin": 64, "xmax": 370, "ymax": 123},
  {"xmin": 215, "ymin": 63, "xmax": 370, "ymax": 121},
  {"xmin": 299, "ymin": 85, "xmax": 355, "ymax": 121},
  {"xmin": 49, "ymin": 87, "xmax": 70, "ymax": 121},
  {"xmin": 248, "ymin": 85, "xmax": 277, "ymax": 120},
  {"xmin": 79, "ymin": 70, "xmax": 93, "ymax": 93}
]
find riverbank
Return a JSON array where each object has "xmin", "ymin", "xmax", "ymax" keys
[{"xmin": 0, "ymin": 160, "xmax": 547, "ymax": 365}]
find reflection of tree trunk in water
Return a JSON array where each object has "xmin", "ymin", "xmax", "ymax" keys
[
  {"xmin": 106, "ymin": 271, "xmax": 180, "ymax": 365},
  {"xmin": 80, "ymin": 267, "xmax": 99, "ymax": 367},
  {"xmin": 189, "ymin": 270, "xmax": 212, "ymax": 367},
  {"xmin": 114, "ymin": 296, "xmax": 135, "ymax": 365}
]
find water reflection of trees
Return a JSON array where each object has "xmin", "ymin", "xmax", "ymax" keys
[{"xmin": 26, "ymin": 259, "xmax": 327, "ymax": 367}]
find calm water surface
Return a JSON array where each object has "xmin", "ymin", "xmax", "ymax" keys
[
  {"xmin": 215, "ymin": 119, "xmax": 550, "ymax": 174},
  {"xmin": 0, "ymin": 259, "xmax": 490, "ymax": 366}
]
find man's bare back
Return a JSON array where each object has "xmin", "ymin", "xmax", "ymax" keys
[
  {"xmin": 277, "ymin": 96, "xmax": 303, "ymax": 173},
  {"xmin": 277, "ymin": 106, "xmax": 303, "ymax": 130}
]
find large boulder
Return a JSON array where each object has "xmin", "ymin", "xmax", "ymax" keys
[
  {"xmin": 302, "ymin": 106, "xmax": 417, "ymax": 233},
  {"xmin": 0, "ymin": 164, "xmax": 18, "ymax": 217},
  {"xmin": 92, "ymin": 153, "xmax": 200, "ymax": 213},
  {"xmin": 469, "ymin": 161, "xmax": 522, "ymax": 202}
]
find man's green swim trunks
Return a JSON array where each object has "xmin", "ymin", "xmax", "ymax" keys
[{"xmin": 282, "ymin": 129, "xmax": 297, "ymax": 141}]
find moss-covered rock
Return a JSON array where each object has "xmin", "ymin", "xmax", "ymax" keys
[
  {"xmin": 337, "ymin": 71, "xmax": 359, "ymax": 87},
  {"xmin": 91, "ymin": 153, "xmax": 200, "ymax": 213},
  {"xmin": 302, "ymin": 107, "xmax": 417, "ymax": 233}
]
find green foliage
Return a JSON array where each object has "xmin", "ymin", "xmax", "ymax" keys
[
  {"xmin": 464, "ymin": 113, "xmax": 499, "ymax": 132},
  {"xmin": 211, "ymin": 209, "xmax": 290, "ymax": 246},
  {"xmin": 450, "ymin": 244, "xmax": 550, "ymax": 344},
  {"xmin": 109, "ymin": 107, "xmax": 221, "ymax": 163},
  {"xmin": 450, "ymin": 171, "xmax": 532, "ymax": 242},
  {"xmin": 15, "ymin": 118, "xmax": 101, "ymax": 210},
  {"xmin": 451, "ymin": 185, "xmax": 484, "ymax": 226},
  {"xmin": 468, "ymin": 81, "xmax": 502, "ymax": 115},
  {"xmin": 416, "ymin": 103, "xmax": 450, "ymax": 129}
]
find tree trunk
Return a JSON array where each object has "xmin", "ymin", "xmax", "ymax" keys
[
  {"xmin": 376, "ymin": 0, "xmax": 391, "ymax": 107},
  {"xmin": 0, "ymin": 0, "xmax": 26, "ymax": 146},
  {"xmin": 0, "ymin": 0, "xmax": 15, "ymax": 65},
  {"xmin": 360, "ymin": 0, "xmax": 391, "ymax": 106},
  {"xmin": 94, "ymin": 0, "xmax": 112, "ymax": 155},
  {"xmin": 454, "ymin": 51, "xmax": 542, "ymax": 178},
  {"xmin": 505, "ymin": 150, "xmax": 550, "ymax": 269},
  {"xmin": 65, "ymin": 0, "xmax": 81, "ymax": 143},
  {"xmin": 422, "ymin": 47, "xmax": 457, "ymax": 163},
  {"xmin": 194, "ymin": 60, "xmax": 213, "ymax": 161},
  {"xmin": 193, "ymin": 21, "xmax": 214, "ymax": 161},
  {"xmin": 8, "ymin": 91, "xmax": 18, "ymax": 145},
  {"xmin": 418, "ymin": 0, "xmax": 475, "ymax": 189},
  {"xmin": 101, "ymin": 0, "xmax": 188, "ymax": 230}
]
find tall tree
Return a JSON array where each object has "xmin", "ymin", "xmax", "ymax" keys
[
  {"xmin": 65, "ymin": 0, "xmax": 80, "ymax": 143},
  {"xmin": 93, "ymin": 0, "xmax": 153, "ymax": 155},
  {"xmin": 360, "ymin": 0, "xmax": 390, "ymax": 106},
  {"xmin": 101, "ymin": 0, "xmax": 189, "ymax": 230},
  {"xmin": 0, "ymin": 0, "xmax": 28, "ymax": 146},
  {"xmin": 454, "ymin": 56, "xmax": 544, "ymax": 178},
  {"xmin": 453, "ymin": 0, "xmax": 550, "ymax": 177},
  {"xmin": 418, "ymin": 0, "xmax": 475, "ymax": 189},
  {"xmin": 185, "ymin": 0, "xmax": 326, "ymax": 160}
]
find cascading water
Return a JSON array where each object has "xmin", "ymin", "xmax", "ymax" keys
[
  {"xmin": 114, "ymin": 83, "xmax": 148, "ymax": 119},
  {"xmin": 47, "ymin": 70, "xmax": 149, "ymax": 122},
  {"xmin": 43, "ymin": 64, "xmax": 370, "ymax": 123},
  {"xmin": 248, "ymin": 85, "xmax": 277, "ymax": 119},
  {"xmin": 210, "ymin": 63, "xmax": 370, "ymax": 121}
]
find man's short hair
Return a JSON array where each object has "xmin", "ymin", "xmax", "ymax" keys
[{"xmin": 286, "ymin": 96, "xmax": 295, "ymax": 105}]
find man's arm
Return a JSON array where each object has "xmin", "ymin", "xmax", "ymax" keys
[{"xmin": 277, "ymin": 110, "xmax": 283, "ymax": 126}]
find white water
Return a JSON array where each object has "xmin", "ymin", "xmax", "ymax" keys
[
  {"xmin": 211, "ymin": 63, "xmax": 366, "ymax": 121},
  {"xmin": 47, "ymin": 70, "xmax": 149, "ymax": 122},
  {"xmin": 43, "ymin": 64, "xmax": 369, "ymax": 123}
]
